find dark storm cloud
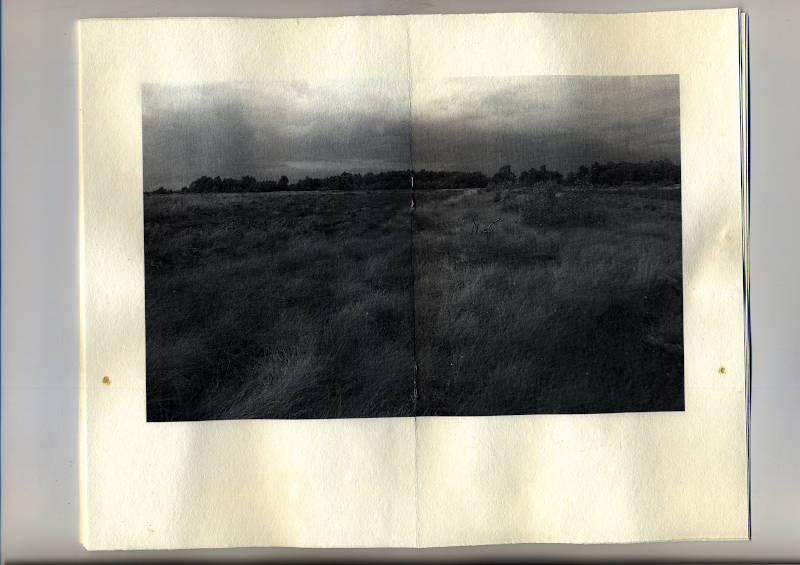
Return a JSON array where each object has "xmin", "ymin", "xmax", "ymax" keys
[
  {"xmin": 411, "ymin": 75, "xmax": 680, "ymax": 175},
  {"xmin": 142, "ymin": 80, "xmax": 411, "ymax": 190},
  {"xmin": 143, "ymin": 75, "xmax": 679, "ymax": 190}
]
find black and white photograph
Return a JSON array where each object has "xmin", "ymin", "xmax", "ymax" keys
[
  {"xmin": 143, "ymin": 80, "xmax": 416, "ymax": 421},
  {"xmin": 412, "ymin": 75, "xmax": 684, "ymax": 415},
  {"xmin": 143, "ymin": 74, "xmax": 683, "ymax": 421}
]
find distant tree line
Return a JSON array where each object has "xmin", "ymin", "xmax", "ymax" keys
[
  {"xmin": 562, "ymin": 159, "xmax": 681, "ymax": 186},
  {"xmin": 494, "ymin": 164, "xmax": 565, "ymax": 186},
  {"xmin": 160, "ymin": 170, "xmax": 413, "ymax": 194},
  {"xmin": 414, "ymin": 170, "xmax": 489, "ymax": 189},
  {"xmin": 491, "ymin": 160, "xmax": 680, "ymax": 187},
  {"xmin": 146, "ymin": 159, "xmax": 679, "ymax": 194}
]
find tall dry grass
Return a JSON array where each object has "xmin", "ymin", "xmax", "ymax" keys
[
  {"xmin": 146, "ymin": 184, "xmax": 683, "ymax": 419},
  {"xmin": 145, "ymin": 191, "xmax": 414, "ymax": 420},
  {"xmin": 414, "ymin": 185, "xmax": 683, "ymax": 415}
]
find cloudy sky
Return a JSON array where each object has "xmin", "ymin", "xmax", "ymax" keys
[
  {"xmin": 142, "ymin": 75, "xmax": 679, "ymax": 190},
  {"xmin": 142, "ymin": 80, "xmax": 411, "ymax": 190},
  {"xmin": 412, "ymin": 75, "xmax": 680, "ymax": 175}
]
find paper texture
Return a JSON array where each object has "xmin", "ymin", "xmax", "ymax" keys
[
  {"xmin": 409, "ymin": 10, "xmax": 748, "ymax": 545},
  {"xmin": 79, "ymin": 17, "xmax": 417, "ymax": 549},
  {"xmin": 79, "ymin": 10, "xmax": 748, "ymax": 549}
]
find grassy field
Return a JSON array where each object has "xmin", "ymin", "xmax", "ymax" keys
[
  {"xmin": 413, "ymin": 184, "xmax": 684, "ymax": 415},
  {"xmin": 145, "ymin": 184, "xmax": 683, "ymax": 420},
  {"xmin": 145, "ymin": 191, "xmax": 415, "ymax": 420}
]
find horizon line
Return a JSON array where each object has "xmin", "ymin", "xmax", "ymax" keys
[{"xmin": 144, "ymin": 158, "xmax": 681, "ymax": 191}]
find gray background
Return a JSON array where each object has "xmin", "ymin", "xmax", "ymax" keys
[{"xmin": 2, "ymin": 0, "xmax": 797, "ymax": 561}]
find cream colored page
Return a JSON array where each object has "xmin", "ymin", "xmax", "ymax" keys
[
  {"xmin": 79, "ymin": 18, "xmax": 416, "ymax": 550},
  {"xmin": 81, "ymin": 11, "xmax": 747, "ymax": 550},
  {"xmin": 410, "ymin": 10, "xmax": 748, "ymax": 545}
]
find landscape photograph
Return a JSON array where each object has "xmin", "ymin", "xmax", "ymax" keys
[
  {"xmin": 143, "ymin": 80, "xmax": 416, "ymax": 420},
  {"xmin": 143, "ymin": 75, "xmax": 683, "ymax": 421},
  {"xmin": 411, "ymin": 75, "xmax": 684, "ymax": 415}
]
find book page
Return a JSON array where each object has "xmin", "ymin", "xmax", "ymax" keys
[
  {"xmin": 410, "ymin": 9, "xmax": 748, "ymax": 545},
  {"xmin": 79, "ymin": 17, "xmax": 417, "ymax": 549},
  {"xmin": 80, "ymin": 10, "xmax": 748, "ymax": 549}
]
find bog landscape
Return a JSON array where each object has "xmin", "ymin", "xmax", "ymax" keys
[{"xmin": 143, "ymin": 76, "xmax": 684, "ymax": 420}]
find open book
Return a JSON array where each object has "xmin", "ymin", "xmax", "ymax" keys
[{"xmin": 79, "ymin": 9, "xmax": 750, "ymax": 549}]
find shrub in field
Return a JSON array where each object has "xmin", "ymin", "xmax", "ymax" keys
[
  {"xmin": 518, "ymin": 164, "xmax": 563, "ymax": 185},
  {"xmin": 491, "ymin": 164, "xmax": 516, "ymax": 185}
]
